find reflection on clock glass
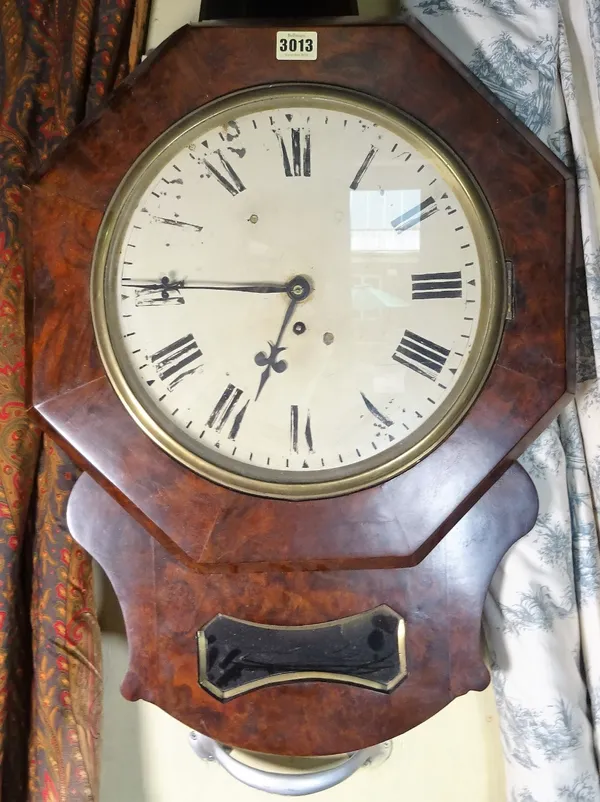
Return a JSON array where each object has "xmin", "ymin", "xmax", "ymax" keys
[{"xmin": 102, "ymin": 88, "xmax": 501, "ymax": 490}]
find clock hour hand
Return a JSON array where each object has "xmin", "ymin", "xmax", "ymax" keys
[
  {"xmin": 254, "ymin": 297, "xmax": 297, "ymax": 401},
  {"xmin": 254, "ymin": 275, "xmax": 312, "ymax": 401}
]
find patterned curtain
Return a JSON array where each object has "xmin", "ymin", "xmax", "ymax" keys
[
  {"xmin": 0, "ymin": 2, "xmax": 149, "ymax": 799},
  {"xmin": 398, "ymin": 0, "xmax": 600, "ymax": 798}
]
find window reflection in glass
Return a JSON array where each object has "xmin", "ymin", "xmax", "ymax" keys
[
  {"xmin": 350, "ymin": 189, "xmax": 421, "ymax": 253},
  {"xmin": 350, "ymin": 189, "xmax": 421, "ymax": 326}
]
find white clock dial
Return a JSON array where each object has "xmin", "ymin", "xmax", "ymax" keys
[{"xmin": 96, "ymin": 86, "xmax": 504, "ymax": 497}]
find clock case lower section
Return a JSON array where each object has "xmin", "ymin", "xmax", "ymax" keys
[
  {"xmin": 67, "ymin": 463, "xmax": 537, "ymax": 755},
  {"xmin": 25, "ymin": 17, "xmax": 574, "ymax": 573}
]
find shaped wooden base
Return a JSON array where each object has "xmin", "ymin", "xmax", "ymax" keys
[{"xmin": 67, "ymin": 463, "xmax": 537, "ymax": 756}]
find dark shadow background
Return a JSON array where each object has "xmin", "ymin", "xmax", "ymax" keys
[{"xmin": 200, "ymin": 1, "xmax": 359, "ymax": 20}]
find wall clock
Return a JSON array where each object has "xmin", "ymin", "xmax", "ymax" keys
[{"xmin": 25, "ymin": 15, "xmax": 574, "ymax": 762}]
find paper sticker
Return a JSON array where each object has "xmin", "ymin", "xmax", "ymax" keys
[{"xmin": 276, "ymin": 31, "xmax": 318, "ymax": 61}]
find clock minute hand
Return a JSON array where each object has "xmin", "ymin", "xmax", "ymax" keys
[
  {"xmin": 182, "ymin": 279, "xmax": 291, "ymax": 293},
  {"xmin": 127, "ymin": 278, "xmax": 291, "ymax": 294}
]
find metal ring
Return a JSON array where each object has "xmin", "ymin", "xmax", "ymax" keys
[{"xmin": 189, "ymin": 731, "xmax": 379, "ymax": 796}]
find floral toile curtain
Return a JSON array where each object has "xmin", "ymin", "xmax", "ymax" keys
[
  {"xmin": 0, "ymin": 2, "xmax": 149, "ymax": 799},
  {"xmin": 397, "ymin": 0, "xmax": 600, "ymax": 797}
]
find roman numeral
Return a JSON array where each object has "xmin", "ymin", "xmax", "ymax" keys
[
  {"xmin": 350, "ymin": 146, "xmax": 378, "ymax": 190},
  {"xmin": 135, "ymin": 282, "xmax": 185, "ymax": 307},
  {"xmin": 393, "ymin": 331, "xmax": 450, "ymax": 380},
  {"xmin": 151, "ymin": 216, "xmax": 203, "ymax": 233},
  {"xmin": 277, "ymin": 129, "xmax": 311, "ymax": 177},
  {"xmin": 392, "ymin": 196, "xmax": 438, "ymax": 233},
  {"xmin": 412, "ymin": 271, "xmax": 463, "ymax": 300},
  {"xmin": 207, "ymin": 384, "xmax": 249, "ymax": 440},
  {"xmin": 290, "ymin": 405, "xmax": 314, "ymax": 461},
  {"xmin": 361, "ymin": 393, "xmax": 393, "ymax": 428},
  {"xmin": 203, "ymin": 151, "xmax": 246, "ymax": 196},
  {"xmin": 150, "ymin": 334, "xmax": 202, "ymax": 391}
]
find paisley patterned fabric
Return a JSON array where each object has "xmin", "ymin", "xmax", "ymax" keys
[
  {"xmin": 398, "ymin": 0, "xmax": 600, "ymax": 797},
  {"xmin": 0, "ymin": 2, "xmax": 148, "ymax": 799}
]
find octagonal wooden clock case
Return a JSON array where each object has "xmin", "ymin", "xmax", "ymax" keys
[{"xmin": 25, "ymin": 16, "xmax": 574, "ymax": 756}]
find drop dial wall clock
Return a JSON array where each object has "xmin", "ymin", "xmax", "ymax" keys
[{"xmin": 26, "ymin": 16, "xmax": 574, "ymax": 756}]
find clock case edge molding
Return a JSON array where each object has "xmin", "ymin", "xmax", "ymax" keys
[{"xmin": 24, "ymin": 17, "xmax": 575, "ymax": 573}]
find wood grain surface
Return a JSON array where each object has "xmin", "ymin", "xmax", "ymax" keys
[{"xmin": 67, "ymin": 462, "xmax": 538, "ymax": 754}]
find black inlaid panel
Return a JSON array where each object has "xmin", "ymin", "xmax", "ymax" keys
[{"xmin": 197, "ymin": 605, "xmax": 407, "ymax": 701}]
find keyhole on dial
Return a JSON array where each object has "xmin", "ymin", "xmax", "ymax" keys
[{"xmin": 293, "ymin": 322, "xmax": 306, "ymax": 335}]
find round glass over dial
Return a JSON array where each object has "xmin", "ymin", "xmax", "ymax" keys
[{"xmin": 93, "ymin": 85, "xmax": 505, "ymax": 499}]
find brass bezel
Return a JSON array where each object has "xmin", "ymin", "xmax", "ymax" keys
[{"xmin": 91, "ymin": 83, "xmax": 506, "ymax": 500}]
